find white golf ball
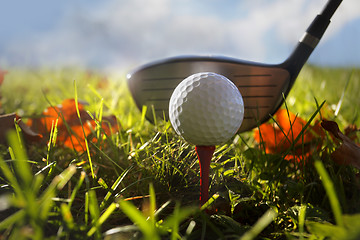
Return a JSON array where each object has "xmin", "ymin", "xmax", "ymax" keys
[{"xmin": 169, "ymin": 72, "xmax": 244, "ymax": 146}]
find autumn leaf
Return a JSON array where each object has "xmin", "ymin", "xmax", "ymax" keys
[
  {"xmin": 27, "ymin": 99, "xmax": 119, "ymax": 152},
  {"xmin": 0, "ymin": 113, "xmax": 42, "ymax": 145},
  {"xmin": 254, "ymin": 109, "xmax": 324, "ymax": 162},
  {"xmin": 0, "ymin": 68, "xmax": 7, "ymax": 85},
  {"xmin": 321, "ymin": 120, "xmax": 360, "ymax": 169},
  {"xmin": 0, "ymin": 68, "xmax": 8, "ymax": 111}
]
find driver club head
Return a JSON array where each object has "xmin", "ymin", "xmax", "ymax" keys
[
  {"xmin": 127, "ymin": 0, "xmax": 342, "ymax": 133},
  {"xmin": 128, "ymin": 56, "xmax": 291, "ymax": 132}
]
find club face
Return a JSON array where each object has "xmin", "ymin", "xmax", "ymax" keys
[{"xmin": 127, "ymin": 56, "xmax": 291, "ymax": 132}]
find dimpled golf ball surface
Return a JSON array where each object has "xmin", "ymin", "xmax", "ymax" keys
[{"xmin": 169, "ymin": 72, "xmax": 244, "ymax": 146}]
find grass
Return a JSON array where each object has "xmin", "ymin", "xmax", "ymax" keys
[{"xmin": 0, "ymin": 65, "xmax": 359, "ymax": 239}]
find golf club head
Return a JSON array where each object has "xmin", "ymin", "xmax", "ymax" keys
[
  {"xmin": 127, "ymin": 56, "xmax": 290, "ymax": 132},
  {"xmin": 127, "ymin": 0, "xmax": 342, "ymax": 133}
]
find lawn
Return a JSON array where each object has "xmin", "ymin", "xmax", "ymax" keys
[{"xmin": 0, "ymin": 65, "xmax": 359, "ymax": 239}]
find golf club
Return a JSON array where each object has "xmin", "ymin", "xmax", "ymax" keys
[{"xmin": 127, "ymin": 0, "xmax": 342, "ymax": 133}]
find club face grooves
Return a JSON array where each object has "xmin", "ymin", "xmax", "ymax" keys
[{"xmin": 128, "ymin": 58, "xmax": 290, "ymax": 132}]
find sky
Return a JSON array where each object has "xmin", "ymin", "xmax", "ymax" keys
[{"xmin": 0, "ymin": 0, "xmax": 359, "ymax": 73}]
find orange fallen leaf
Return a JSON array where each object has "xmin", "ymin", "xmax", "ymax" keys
[
  {"xmin": 27, "ymin": 99, "xmax": 119, "ymax": 152},
  {"xmin": 27, "ymin": 99, "xmax": 91, "ymax": 134},
  {"xmin": 0, "ymin": 68, "xmax": 7, "ymax": 85},
  {"xmin": 254, "ymin": 109, "xmax": 323, "ymax": 162},
  {"xmin": 321, "ymin": 120, "xmax": 360, "ymax": 169}
]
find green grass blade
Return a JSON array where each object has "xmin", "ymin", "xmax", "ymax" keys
[
  {"xmin": 56, "ymin": 165, "xmax": 77, "ymax": 190},
  {"xmin": 88, "ymin": 202, "xmax": 118, "ymax": 237},
  {"xmin": 0, "ymin": 156, "xmax": 24, "ymax": 200},
  {"xmin": 31, "ymin": 173, "xmax": 44, "ymax": 195},
  {"xmin": 61, "ymin": 203, "xmax": 75, "ymax": 230},
  {"xmin": 7, "ymin": 130, "xmax": 33, "ymax": 187},
  {"xmin": 96, "ymin": 98, "xmax": 104, "ymax": 139},
  {"xmin": 119, "ymin": 199, "xmax": 160, "ymax": 240},
  {"xmin": 149, "ymin": 183, "xmax": 156, "ymax": 225},
  {"xmin": 68, "ymin": 171, "xmax": 86, "ymax": 208},
  {"xmin": 162, "ymin": 203, "xmax": 197, "ymax": 240},
  {"xmin": 334, "ymin": 70, "xmax": 353, "ymax": 116},
  {"xmin": 200, "ymin": 193, "xmax": 219, "ymax": 211},
  {"xmin": 240, "ymin": 209, "xmax": 278, "ymax": 240},
  {"xmin": 98, "ymin": 177, "xmax": 109, "ymax": 190},
  {"xmin": 170, "ymin": 203, "xmax": 180, "ymax": 240},
  {"xmin": 0, "ymin": 209, "xmax": 26, "ymax": 231},
  {"xmin": 87, "ymin": 83, "xmax": 114, "ymax": 113},
  {"xmin": 88, "ymin": 190, "xmax": 100, "ymax": 221},
  {"xmin": 74, "ymin": 80, "xmax": 95, "ymax": 178},
  {"xmin": 100, "ymin": 166, "xmax": 132, "ymax": 210},
  {"xmin": 154, "ymin": 200, "xmax": 172, "ymax": 219},
  {"xmin": 298, "ymin": 204, "xmax": 306, "ymax": 240},
  {"xmin": 314, "ymin": 160, "xmax": 344, "ymax": 227},
  {"xmin": 306, "ymin": 221, "xmax": 346, "ymax": 239},
  {"xmin": 85, "ymin": 191, "xmax": 89, "ymax": 225},
  {"xmin": 281, "ymin": 100, "xmax": 326, "ymax": 157},
  {"xmin": 151, "ymin": 105, "xmax": 157, "ymax": 127},
  {"xmin": 140, "ymin": 105, "xmax": 147, "ymax": 128},
  {"xmin": 88, "ymin": 189, "xmax": 101, "ymax": 239},
  {"xmin": 46, "ymin": 118, "xmax": 58, "ymax": 164},
  {"xmin": 90, "ymin": 142, "xmax": 124, "ymax": 172},
  {"xmin": 38, "ymin": 165, "xmax": 76, "ymax": 221}
]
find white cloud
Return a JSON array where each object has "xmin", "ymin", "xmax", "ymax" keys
[{"xmin": 2, "ymin": 0, "xmax": 360, "ymax": 71}]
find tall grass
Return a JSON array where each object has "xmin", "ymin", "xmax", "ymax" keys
[{"xmin": 0, "ymin": 65, "xmax": 359, "ymax": 239}]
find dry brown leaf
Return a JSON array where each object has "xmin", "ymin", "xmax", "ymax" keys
[
  {"xmin": 0, "ymin": 113, "xmax": 42, "ymax": 145},
  {"xmin": 321, "ymin": 120, "xmax": 360, "ymax": 169}
]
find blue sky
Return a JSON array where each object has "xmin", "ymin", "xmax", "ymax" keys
[{"xmin": 0, "ymin": 0, "xmax": 359, "ymax": 72}]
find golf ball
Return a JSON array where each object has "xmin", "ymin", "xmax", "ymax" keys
[{"xmin": 169, "ymin": 72, "xmax": 244, "ymax": 146}]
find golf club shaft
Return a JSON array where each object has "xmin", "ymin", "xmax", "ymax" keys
[
  {"xmin": 306, "ymin": 0, "xmax": 342, "ymax": 39},
  {"xmin": 321, "ymin": 0, "xmax": 342, "ymax": 22},
  {"xmin": 283, "ymin": 0, "xmax": 342, "ymax": 89}
]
